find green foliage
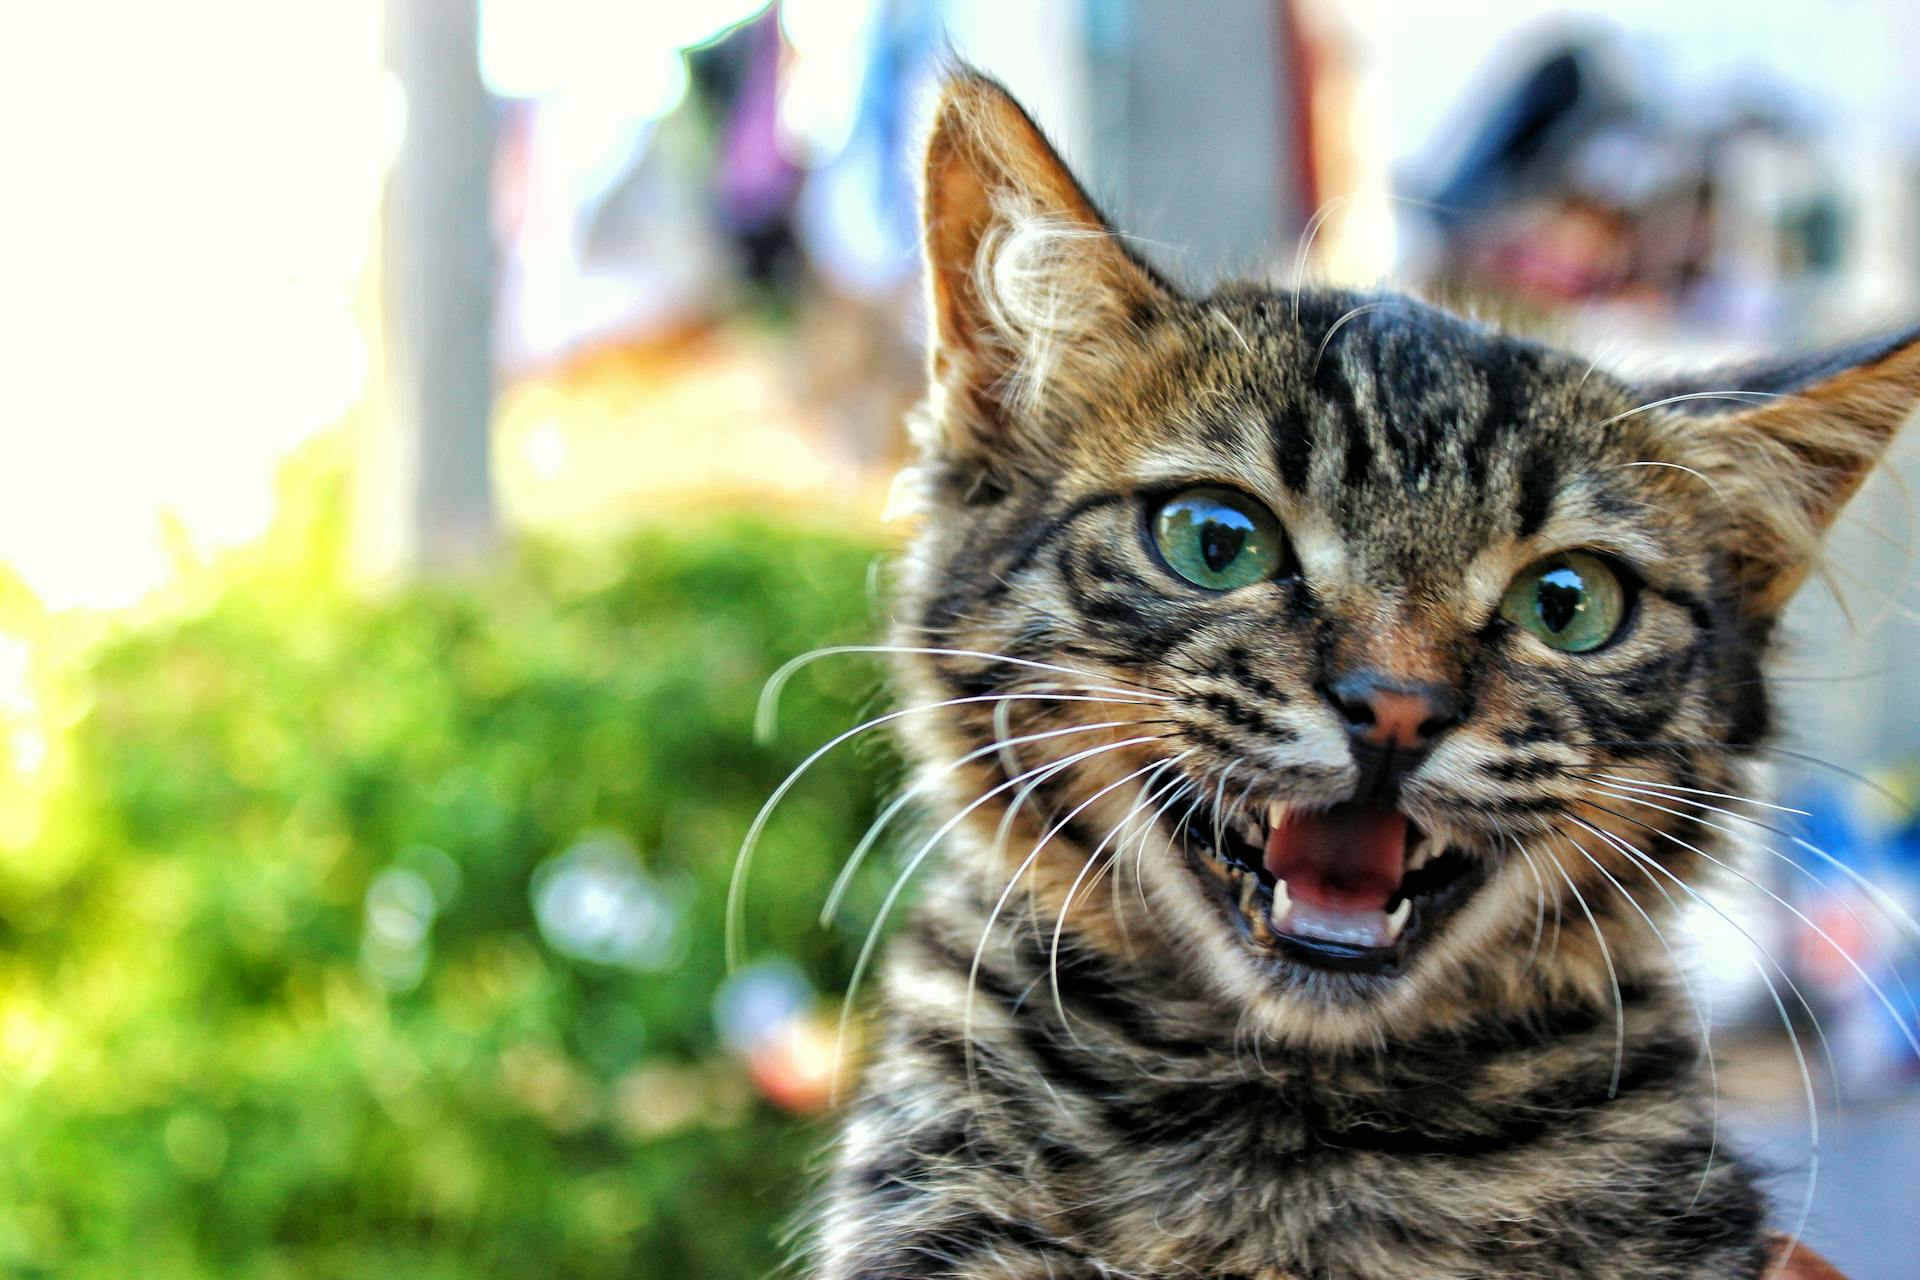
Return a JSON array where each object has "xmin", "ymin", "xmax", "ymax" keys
[{"xmin": 0, "ymin": 507, "xmax": 898, "ymax": 1279}]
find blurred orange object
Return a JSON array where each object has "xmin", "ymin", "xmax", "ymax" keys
[{"xmin": 746, "ymin": 1012, "xmax": 847, "ymax": 1114}]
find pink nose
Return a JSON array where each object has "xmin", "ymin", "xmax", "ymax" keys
[{"xmin": 1324, "ymin": 674, "xmax": 1459, "ymax": 752}]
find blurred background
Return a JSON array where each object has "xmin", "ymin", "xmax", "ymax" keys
[{"xmin": 2, "ymin": 1, "xmax": 1918, "ymax": 1276}]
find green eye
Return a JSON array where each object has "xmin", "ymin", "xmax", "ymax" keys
[
  {"xmin": 1151, "ymin": 487, "xmax": 1284, "ymax": 591},
  {"xmin": 1500, "ymin": 551, "xmax": 1629, "ymax": 653}
]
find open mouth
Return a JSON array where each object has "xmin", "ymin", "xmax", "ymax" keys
[{"xmin": 1181, "ymin": 799, "xmax": 1485, "ymax": 976}]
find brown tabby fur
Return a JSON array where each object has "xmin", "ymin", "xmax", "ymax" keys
[{"xmin": 807, "ymin": 70, "xmax": 1919, "ymax": 1279}]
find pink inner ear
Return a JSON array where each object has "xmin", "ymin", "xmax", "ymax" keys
[
  {"xmin": 920, "ymin": 72, "xmax": 1170, "ymax": 393},
  {"xmin": 922, "ymin": 140, "xmax": 999, "ymax": 360}
]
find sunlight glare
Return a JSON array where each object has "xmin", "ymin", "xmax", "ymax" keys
[{"xmin": 0, "ymin": 2, "xmax": 388, "ymax": 612}]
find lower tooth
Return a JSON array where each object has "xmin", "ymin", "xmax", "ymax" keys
[
  {"xmin": 1270, "ymin": 878, "xmax": 1292, "ymax": 930},
  {"xmin": 1385, "ymin": 898, "xmax": 1412, "ymax": 942}
]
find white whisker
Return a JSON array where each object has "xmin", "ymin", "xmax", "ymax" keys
[
  {"xmin": 1607, "ymin": 460, "xmax": 1739, "ymax": 513},
  {"xmin": 962, "ymin": 751, "xmax": 1188, "ymax": 1091},
  {"xmin": 834, "ymin": 732, "xmax": 1166, "ymax": 1102},
  {"xmin": 1583, "ymin": 790, "xmax": 1920, "ymax": 1061},
  {"xmin": 729, "ymin": 689, "xmax": 1163, "ymax": 967},
  {"xmin": 1593, "ymin": 774, "xmax": 1920, "ymax": 941},
  {"xmin": 819, "ymin": 716, "xmax": 1157, "ymax": 927},
  {"xmin": 1563, "ymin": 814, "xmax": 1823, "ymax": 1261},
  {"xmin": 1536, "ymin": 840, "xmax": 1626, "ymax": 1097},
  {"xmin": 1588, "ymin": 777, "xmax": 1920, "ymax": 1023},
  {"xmin": 1554, "ymin": 826, "xmax": 1722, "ymax": 1209},
  {"xmin": 1129, "ymin": 776, "xmax": 1200, "ymax": 923},
  {"xmin": 1591, "ymin": 773, "xmax": 1810, "ymax": 817},
  {"xmin": 756, "ymin": 643, "xmax": 1170, "ymax": 738},
  {"xmin": 1311, "ymin": 301, "xmax": 1407, "ymax": 377},
  {"xmin": 1592, "ymin": 389, "xmax": 1785, "ymax": 429},
  {"xmin": 1047, "ymin": 758, "xmax": 1193, "ymax": 1038},
  {"xmin": 1512, "ymin": 839, "xmax": 1550, "ymax": 975}
]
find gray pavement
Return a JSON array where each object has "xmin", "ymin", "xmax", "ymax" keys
[{"xmin": 1729, "ymin": 1093, "xmax": 1920, "ymax": 1279}]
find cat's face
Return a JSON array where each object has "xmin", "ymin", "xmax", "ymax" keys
[{"xmin": 895, "ymin": 73, "xmax": 1920, "ymax": 1042}]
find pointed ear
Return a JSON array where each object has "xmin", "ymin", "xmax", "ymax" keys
[
  {"xmin": 1658, "ymin": 327, "xmax": 1920, "ymax": 613},
  {"xmin": 920, "ymin": 70, "xmax": 1172, "ymax": 462}
]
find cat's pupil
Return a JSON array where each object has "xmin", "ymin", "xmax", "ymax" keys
[
  {"xmin": 1200, "ymin": 520, "xmax": 1247, "ymax": 573},
  {"xmin": 1535, "ymin": 566, "xmax": 1585, "ymax": 633}
]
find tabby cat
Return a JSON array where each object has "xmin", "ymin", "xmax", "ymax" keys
[{"xmin": 807, "ymin": 71, "xmax": 1916, "ymax": 1279}]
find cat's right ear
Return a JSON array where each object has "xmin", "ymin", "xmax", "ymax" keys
[{"xmin": 919, "ymin": 70, "xmax": 1173, "ymax": 466}]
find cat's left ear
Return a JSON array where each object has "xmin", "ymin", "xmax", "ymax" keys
[
  {"xmin": 1657, "ymin": 327, "xmax": 1920, "ymax": 614},
  {"xmin": 919, "ymin": 70, "xmax": 1175, "ymax": 463}
]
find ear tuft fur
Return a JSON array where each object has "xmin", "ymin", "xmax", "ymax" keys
[{"xmin": 918, "ymin": 70, "xmax": 1171, "ymax": 463}]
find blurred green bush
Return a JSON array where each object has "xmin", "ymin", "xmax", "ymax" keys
[{"xmin": 0, "ymin": 465, "xmax": 898, "ymax": 1278}]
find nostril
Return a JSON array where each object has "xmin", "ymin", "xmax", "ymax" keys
[
  {"xmin": 1319, "ymin": 681, "xmax": 1376, "ymax": 730},
  {"xmin": 1324, "ymin": 673, "xmax": 1460, "ymax": 751}
]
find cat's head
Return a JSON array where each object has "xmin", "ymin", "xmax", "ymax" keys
[{"xmin": 891, "ymin": 71, "xmax": 1920, "ymax": 1042}]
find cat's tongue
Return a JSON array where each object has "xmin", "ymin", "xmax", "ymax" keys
[{"xmin": 1264, "ymin": 804, "xmax": 1409, "ymax": 949}]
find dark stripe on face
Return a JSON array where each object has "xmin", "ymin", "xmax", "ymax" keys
[
  {"xmin": 1343, "ymin": 415, "xmax": 1375, "ymax": 490},
  {"xmin": 1272, "ymin": 410, "xmax": 1313, "ymax": 492},
  {"xmin": 1611, "ymin": 643, "xmax": 1698, "ymax": 699},
  {"xmin": 1516, "ymin": 445, "xmax": 1558, "ymax": 537},
  {"xmin": 1372, "ymin": 338, "xmax": 1447, "ymax": 483},
  {"xmin": 927, "ymin": 490, "xmax": 1127, "ymax": 631},
  {"xmin": 1499, "ymin": 707, "xmax": 1561, "ymax": 746},
  {"xmin": 1180, "ymin": 720, "xmax": 1264, "ymax": 762},
  {"xmin": 1016, "ymin": 765, "xmax": 1109, "ymax": 852},
  {"xmin": 997, "ymin": 490, "xmax": 1127, "ymax": 579},
  {"xmin": 1080, "ymin": 543, "xmax": 1150, "ymax": 589},
  {"xmin": 1309, "ymin": 349, "xmax": 1370, "ymax": 492},
  {"xmin": 1219, "ymin": 646, "xmax": 1292, "ymax": 704},
  {"xmin": 1722, "ymin": 655, "xmax": 1770, "ymax": 746},
  {"xmin": 1547, "ymin": 634, "xmax": 1702, "ymax": 748},
  {"xmin": 1649, "ymin": 583, "xmax": 1715, "ymax": 634},
  {"xmin": 1194, "ymin": 689, "xmax": 1296, "ymax": 743},
  {"xmin": 1284, "ymin": 578, "xmax": 1322, "ymax": 626},
  {"xmin": 1482, "ymin": 757, "xmax": 1563, "ymax": 783},
  {"xmin": 1468, "ymin": 346, "xmax": 1537, "ymax": 486},
  {"xmin": 917, "ymin": 490, "xmax": 1130, "ymax": 645},
  {"xmin": 1055, "ymin": 546, "xmax": 1213, "ymax": 652}
]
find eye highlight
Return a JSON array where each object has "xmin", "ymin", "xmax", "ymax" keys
[
  {"xmin": 1150, "ymin": 487, "xmax": 1285, "ymax": 591},
  {"xmin": 1500, "ymin": 551, "xmax": 1629, "ymax": 653}
]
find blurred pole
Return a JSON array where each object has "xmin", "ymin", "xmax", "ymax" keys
[
  {"xmin": 369, "ymin": 0, "xmax": 497, "ymax": 579},
  {"xmin": 1086, "ymin": 0, "xmax": 1308, "ymax": 279}
]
